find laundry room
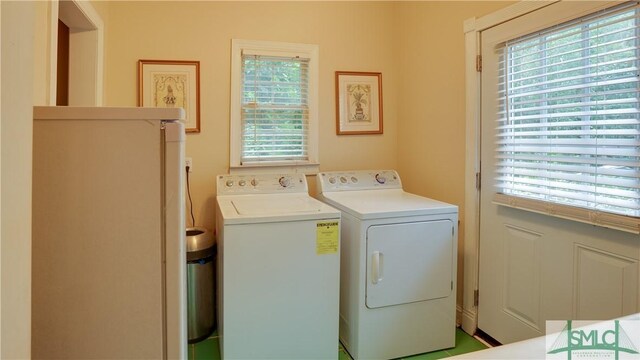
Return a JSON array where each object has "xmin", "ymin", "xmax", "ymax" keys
[{"xmin": 3, "ymin": 0, "xmax": 640, "ymax": 359}]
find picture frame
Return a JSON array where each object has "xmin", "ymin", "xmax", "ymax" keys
[
  {"xmin": 138, "ymin": 60, "xmax": 201, "ymax": 133},
  {"xmin": 335, "ymin": 71, "xmax": 383, "ymax": 135}
]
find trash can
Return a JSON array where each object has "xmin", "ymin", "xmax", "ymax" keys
[{"xmin": 186, "ymin": 227, "xmax": 216, "ymax": 343}]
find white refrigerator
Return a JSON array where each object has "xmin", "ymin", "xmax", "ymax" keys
[{"xmin": 32, "ymin": 106, "xmax": 187, "ymax": 359}]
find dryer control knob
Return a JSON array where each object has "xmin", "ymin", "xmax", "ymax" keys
[
  {"xmin": 238, "ymin": 180, "xmax": 246, "ymax": 187},
  {"xmin": 226, "ymin": 180, "xmax": 234, "ymax": 187},
  {"xmin": 339, "ymin": 176, "xmax": 348, "ymax": 184},
  {"xmin": 251, "ymin": 178, "xmax": 258, "ymax": 186},
  {"xmin": 328, "ymin": 177, "xmax": 337, "ymax": 184},
  {"xmin": 375, "ymin": 174, "xmax": 386, "ymax": 184},
  {"xmin": 351, "ymin": 176, "xmax": 358, "ymax": 183},
  {"xmin": 279, "ymin": 177, "xmax": 290, "ymax": 188}
]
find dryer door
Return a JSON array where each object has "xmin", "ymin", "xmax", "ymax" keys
[{"xmin": 365, "ymin": 220, "xmax": 454, "ymax": 308}]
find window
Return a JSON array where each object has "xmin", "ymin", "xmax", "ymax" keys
[
  {"xmin": 494, "ymin": 3, "xmax": 640, "ymax": 225},
  {"xmin": 230, "ymin": 39, "xmax": 319, "ymax": 173}
]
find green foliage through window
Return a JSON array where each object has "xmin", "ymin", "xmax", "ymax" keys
[
  {"xmin": 241, "ymin": 55, "xmax": 309, "ymax": 162},
  {"xmin": 497, "ymin": 4, "xmax": 640, "ymax": 217}
]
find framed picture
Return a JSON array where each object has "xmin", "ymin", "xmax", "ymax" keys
[
  {"xmin": 138, "ymin": 60, "xmax": 201, "ymax": 133},
  {"xmin": 335, "ymin": 71, "xmax": 383, "ymax": 135}
]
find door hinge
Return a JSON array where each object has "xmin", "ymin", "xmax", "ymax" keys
[
  {"xmin": 476, "ymin": 55, "xmax": 482, "ymax": 72},
  {"xmin": 475, "ymin": 172, "xmax": 481, "ymax": 190},
  {"xmin": 474, "ymin": 289, "xmax": 479, "ymax": 307}
]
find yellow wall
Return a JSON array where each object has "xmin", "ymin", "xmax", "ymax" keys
[
  {"xmin": 33, "ymin": 2, "xmax": 52, "ymax": 106},
  {"xmin": 395, "ymin": 1, "xmax": 513, "ymax": 312},
  {"xmin": 2, "ymin": 2, "xmax": 35, "ymax": 358},
  {"xmin": 103, "ymin": 1, "xmax": 514, "ymax": 233},
  {"xmin": 104, "ymin": 1, "xmax": 400, "ymax": 231}
]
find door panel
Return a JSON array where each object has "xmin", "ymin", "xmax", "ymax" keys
[
  {"xmin": 502, "ymin": 224, "xmax": 541, "ymax": 331},
  {"xmin": 574, "ymin": 245, "xmax": 638, "ymax": 320},
  {"xmin": 478, "ymin": 1, "xmax": 640, "ymax": 345},
  {"xmin": 366, "ymin": 220, "xmax": 454, "ymax": 309}
]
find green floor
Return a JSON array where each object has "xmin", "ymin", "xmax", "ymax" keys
[{"xmin": 189, "ymin": 328, "xmax": 487, "ymax": 359}]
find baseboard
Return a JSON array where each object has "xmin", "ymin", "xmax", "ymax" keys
[{"xmin": 461, "ymin": 307, "xmax": 477, "ymax": 335}]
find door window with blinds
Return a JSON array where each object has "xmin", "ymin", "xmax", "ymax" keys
[
  {"xmin": 493, "ymin": 3, "xmax": 640, "ymax": 231},
  {"xmin": 230, "ymin": 40, "xmax": 319, "ymax": 172}
]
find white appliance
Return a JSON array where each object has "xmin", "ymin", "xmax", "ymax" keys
[
  {"xmin": 32, "ymin": 106, "xmax": 186, "ymax": 359},
  {"xmin": 316, "ymin": 170, "xmax": 458, "ymax": 360},
  {"xmin": 216, "ymin": 174, "xmax": 341, "ymax": 359}
]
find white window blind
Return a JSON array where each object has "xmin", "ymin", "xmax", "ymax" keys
[
  {"xmin": 241, "ymin": 54, "xmax": 309, "ymax": 163},
  {"xmin": 495, "ymin": 3, "xmax": 640, "ymax": 228}
]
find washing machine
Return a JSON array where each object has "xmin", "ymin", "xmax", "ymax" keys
[
  {"xmin": 216, "ymin": 173, "xmax": 341, "ymax": 359},
  {"xmin": 316, "ymin": 170, "xmax": 458, "ymax": 360}
]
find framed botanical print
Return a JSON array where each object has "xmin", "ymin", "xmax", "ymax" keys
[
  {"xmin": 335, "ymin": 71, "xmax": 383, "ymax": 135},
  {"xmin": 138, "ymin": 60, "xmax": 201, "ymax": 133}
]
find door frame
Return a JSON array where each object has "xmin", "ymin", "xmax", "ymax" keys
[
  {"xmin": 47, "ymin": 0, "xmax": 104, "ymax": 106},
  {"xmin": 461, "ymin": 0, "xmax": 624, "ymax": 335},
  {"xmin": 461, "ymin": 0, "xmax": 560, "ymax": 335}
]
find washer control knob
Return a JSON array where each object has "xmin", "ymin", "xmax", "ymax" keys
[
  {"xmin": 339, "ymin": 176, "xmax": 348, "ymax": 184},
  {"xmin": 238, "ymin": 180, "xmax": 246, "ymax": 187},
  {"xmin": 328, "ymin": 177, "xmax": 337, "ymax": 184},
  {"xmin": 279, "ymin": 176, "xmax": 290, "ymax": 188},
  {"xmin": 375, "ymin": 173, "xmax": 386, "ymax": 184},
  {"xmin": 351, "ymin": 176, "xmax": 358, "ymax": 183},
  {"xmin": 226, "ymin": 180, "xmax": 234, "ymax": 187},
  {"xmin": 251, "ymin": 178, "xmax": 258, "ymax": 186}
]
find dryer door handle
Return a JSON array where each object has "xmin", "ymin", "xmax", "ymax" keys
[{"xmin": 371, "ymin": 251, "xmax": 384, "ymax": 284}]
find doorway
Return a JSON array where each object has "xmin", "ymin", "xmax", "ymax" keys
[
  {"xmin": 56, "ymin": 19, "xmax": 69, "ymax": 106},
  {"xmin": 55, "ymin": 0, "xmax": 103, "ymax": 106}
]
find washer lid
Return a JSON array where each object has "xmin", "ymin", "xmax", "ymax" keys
[
  {"xmin": 217, "ymin": 193, "xmax": 340, "ymax": 224},
  {"xmin": 232, "ymin": 196, "xmax": 322, "ymax": 215},
  {"xmin": 321, "ymin": 189, "xmax": 457, "ymax": 220}
]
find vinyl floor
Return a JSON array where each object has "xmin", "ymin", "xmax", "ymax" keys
[{"xmin": 188, "ymin": 328, "xmax": 488, "ymax": 360}]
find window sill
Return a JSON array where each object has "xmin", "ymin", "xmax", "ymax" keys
[
  {"xmin": 229, "ymin": 162, "xmax": 320, "ymax": 176},
  {"xmin": 493, "ymin": 193, "xmax": 640, "ymax": 234}
]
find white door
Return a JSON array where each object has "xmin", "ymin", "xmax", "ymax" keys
[
  {"xmin": 478, "ymin": 2, "xmax": 640, "ymax": 344},
  {"xmin": 366, "ymin": 220, "xmax": 454, "ymax": 309}
]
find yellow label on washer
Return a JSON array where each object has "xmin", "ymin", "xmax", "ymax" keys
[{"xmin": 316, "ymin": 221, "xmax": 339, "ymax": 255}]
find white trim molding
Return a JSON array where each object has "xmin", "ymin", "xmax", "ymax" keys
[
  {"xmin": 52, "ymin": 0, "xmax": 104, "ymax": 106},
  {"xmin": 462, "ymin": 24, "xmax": 481, "ymax": 336}
]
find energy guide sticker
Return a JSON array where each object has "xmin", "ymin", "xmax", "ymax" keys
[{"xmin": 316, "ymin": 221, "xmax": 339, "ymax": 255}]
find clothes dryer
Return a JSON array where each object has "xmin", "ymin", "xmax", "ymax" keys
[
  {"xmin": 317, "ymin": 170, "xmax": 458, "ymax": 360},
  {"xmin": 216, "ymin": 174, "xmax": 341, "ymax": 359}
]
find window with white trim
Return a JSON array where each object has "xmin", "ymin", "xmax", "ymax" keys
[
  {"xmin": 230, "ymin": 39, "xmax": 319, "ymax": 173},
  {"xmin": 495, "ymin": 3, "xmax": 640, "ymax": 223}
]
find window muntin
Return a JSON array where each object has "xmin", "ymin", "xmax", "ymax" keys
[{"xmin": 496, "ymin": 4, "xmax": 640, "ymax": 218}]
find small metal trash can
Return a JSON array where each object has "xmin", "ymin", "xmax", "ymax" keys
[{"xmin": 186, "ymin": 227, "xmax": 216, "ymax": 343}]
